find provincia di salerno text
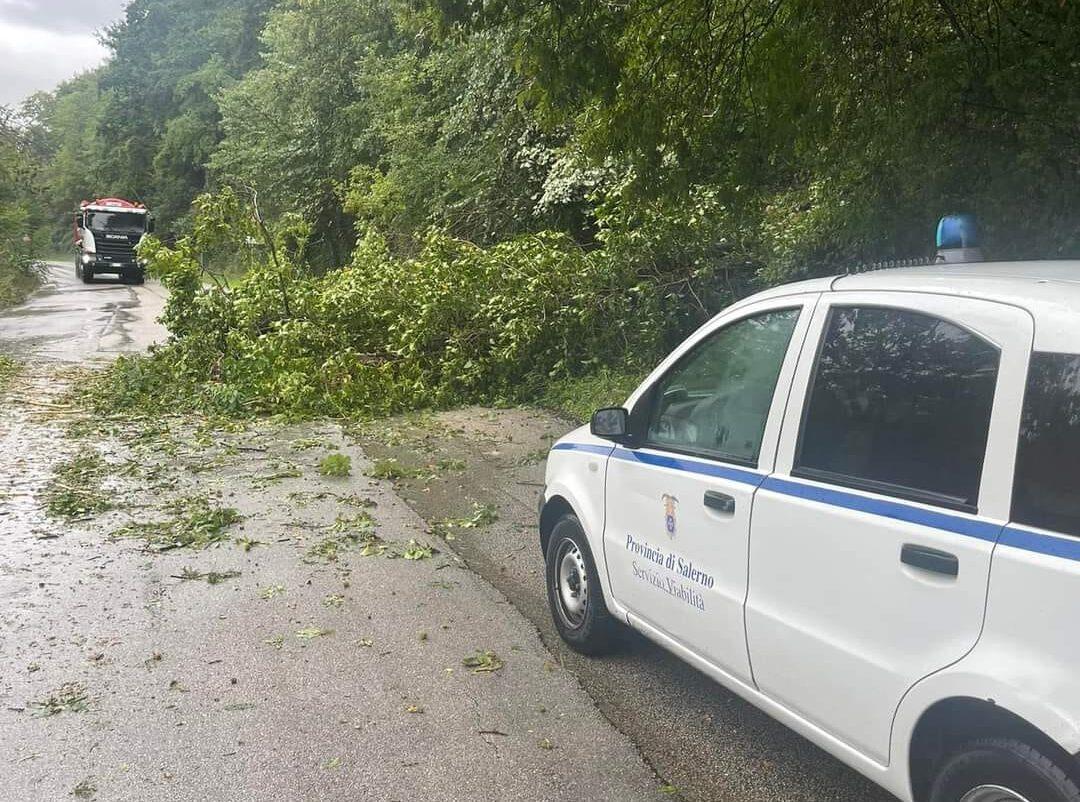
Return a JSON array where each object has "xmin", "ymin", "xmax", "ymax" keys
[{"xmin": 625, "ymin": 533, "xmax": 714, "ymax": 611}]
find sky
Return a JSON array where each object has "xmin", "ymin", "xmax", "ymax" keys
[{"xmin": 0, "ymin": 0, "xmax": 128, "ymax": 107}]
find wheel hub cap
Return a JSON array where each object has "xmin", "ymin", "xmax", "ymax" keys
[
  {"xmin": 959, "ymin": 786, "xmax": 1032, "ymax": 802},
  {"xmin": 557, "ymin": 542, "xmax": 589, "ymax": 627}
]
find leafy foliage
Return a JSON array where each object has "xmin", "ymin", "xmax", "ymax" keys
[
  {"xmin": 317, "ymin": 454, "xmax": 352, "ymax": 477},
  {"xmin": 97, "ymin": 187, "xmax": 666, "ymax": 416},
  {"xmin": 42, "ymin": 450, "xmax": 114, "ymax": 520},
  {"xmin": 21, "ymin": 0, "xmax": 1080, "ymax": 417},
  {"xmin": 0, "ymin": 355, "xmax": 20, "ymax": 391},
  {"xmin": 482, "ymin": 0, "xmax": 1080, "ymax": 274},
  {"xmin": 0, "ymin": 108, "xmax": 45, "ymax": 305},
  {"xmin": 113, "ymin": 494, "xmax": 243, "ymax": 550},
  {"xmin": 462, "ymin": 649, "xmax": 504, "ymax": 673},
  {"xmin": 27, "ymin": 0, "xmax": 274, "ymax": 241}
]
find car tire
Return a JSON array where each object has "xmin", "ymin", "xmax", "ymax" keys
[
  {"xmin": 545, "ymin": 513, "xmax": 619, "ymax": 655},
  {"xmin": 929, "ymin": 737, "xmax": 1080, "ymax": 802},
  {"xmin": 81, "ymin": 267, "xmax": 94, "ymax": 284}
]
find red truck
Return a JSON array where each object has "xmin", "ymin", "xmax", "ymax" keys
[{"xmin": 74, "ymin": 197, "xmax": 153, "ymax": 284}]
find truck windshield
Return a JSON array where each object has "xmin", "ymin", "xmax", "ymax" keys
[{"xmin": 85, "ymin": 211, "xmax": 146, "ymax": 234}]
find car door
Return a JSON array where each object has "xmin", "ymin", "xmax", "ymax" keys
[
  {"xmin": 602, "ymin": 297, "xmax": 816, "ymax": 684},
  {"xmin": 745, "ymin": 292, "xmax": 1033, "ymax": 764}
]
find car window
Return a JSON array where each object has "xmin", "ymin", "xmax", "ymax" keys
[
  {"xmin": 645, "ymin": 308, "xmax": 800, "ymax": 465},
  {"xmin": 796, "ymin": 306, "xmax": 999, "ymax": 510},
  {"xmin": 1013, "ymin": 353, "xmax": 1080, "ymax": 536}
]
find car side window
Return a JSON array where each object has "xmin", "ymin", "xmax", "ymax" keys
[
  {"xmin": 645, "ymin": 308, "xmax": 800, "ymax": 465},
  {"xmin": 1013, "ymin": 353, "xmax": 1080, "ymax": 536},
  {"xmin": 795, "ymin": 306, "xmax": 999, "ymax": 510}
]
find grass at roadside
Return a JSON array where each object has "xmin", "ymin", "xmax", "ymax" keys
[
  {"xmin": 539, "ymin": 367, "xmax": 645, "ymax": 423},
  {"xmin": 0, "ymin": 261, "xmax": 40, "ymax": 309},
  {"xmin": 0, "ymin": 354, "xmax": 19, "ymax": 391}
]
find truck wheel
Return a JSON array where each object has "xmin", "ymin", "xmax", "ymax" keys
[
  {"xmin": 929, "ymin": 738, "xmax": 1080, "ymax": 802},
  {"xmin": 124, "ymin": 271, "xmax": 145, "ymax": 285},
  {"xmin": 81, "ymin": 267, "xmax": 94, "ymax": 284},
  {"xmin": 545, "ymin": 513, "xmax": 619, "ymax": 655}
]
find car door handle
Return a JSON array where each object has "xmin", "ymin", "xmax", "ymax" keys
[
  {"xmin": 901, "ymin": 543, "xmax": 959, "ymax": 577},
  {"xmin": 703, "ymin": 491, "xmax": 736, "ymax": 514}
]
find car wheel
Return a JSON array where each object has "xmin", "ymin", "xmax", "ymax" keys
[
  {"xmin": 929, "ymin": 738, "xmax": 1080, "ymax": 802},
  {"xmin": 81, "ymin": 267, "xmax": 94, "ymax": 284},
  {"xmin": 545, "ymin": 513, "xmax": 619, "ymax": 655}
]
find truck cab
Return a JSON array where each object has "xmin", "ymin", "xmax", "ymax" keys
[{"xmin": 75, "ymin": 197, "xmax": 152, "ymax": 285}]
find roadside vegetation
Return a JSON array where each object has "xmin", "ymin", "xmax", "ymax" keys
[
  {"xmin": 0, "ymin": 355, "xmax": 20, "ymax": 391},
  {"xmin": 40, "ymin": 449, "xmax": 115, "ymax": 520},
  {"xmin": 0, "ymin": 109, "xmax": 46, "ymax": 308},
  {"xmin": 16, "ymin": 1, "xmax": 1080, "ymax": 418}
]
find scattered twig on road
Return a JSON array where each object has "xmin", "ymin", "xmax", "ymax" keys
[{"xmin": 501, "ymin": 544, "xmax": 528, "ymax": 561}]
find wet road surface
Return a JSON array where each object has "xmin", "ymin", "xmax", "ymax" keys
[
  {"xmin": 353, "ymin": 410, "xmax": 901, "ymax": 802},
  {"xmin": 0, "ymin": 262, "xmax": 168, "ymax": 363},
  {"xmin": 0, "ymin": 268, "xmax": 669, "ymax": 801}
]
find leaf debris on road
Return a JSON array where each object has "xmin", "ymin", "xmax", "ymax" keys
[
  {"xmin": 462, "ymin": 650, "xmax": 504, "ymax": 673},
  {"xmin": 27, "ymin": 682, "xmax": 88, "ymax": 717}
]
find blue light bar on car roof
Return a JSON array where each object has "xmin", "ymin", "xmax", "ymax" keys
[
  {"xmin": 936, "ymin": 214, "xmax": 979, "ymax": 249},
  {"xmin": 935, "ymin": 214, "xmax": 984, "ymax": 263}
]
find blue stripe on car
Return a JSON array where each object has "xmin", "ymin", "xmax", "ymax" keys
[
  {"xmin": 551, "ymin": 442, "xmax": 616, "ymax": 457},
  {"xmin": 611, "ymin": 447, "xmax": 764, "ymax": 486},
  {"xmin": 551, "ymin": 442, "xmax": 762, "ymax": 484},
  {"xmin": 759, "ymin": 476, "xmax": 1003, "ymax": 542},
  {"xmin": 999, "ymin": 526, "xmax": 1080, "ymax": 562},
  {"xmin": 549, "ymin": 441, "xmax": 1080, "ymax": 562}
]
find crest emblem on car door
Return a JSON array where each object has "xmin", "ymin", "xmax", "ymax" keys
[{"xmin": 662, "ymin": 494, "xmax": 678, "ymax": 537}]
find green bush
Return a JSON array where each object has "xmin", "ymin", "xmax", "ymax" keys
[
  {"xmin": 0, "ymin": 203, "xmax": 41, "ymax": 309},
  {"xmin": 540, "ymin": 368, "xmax": 648, "ymax": 424},
  {"xmin": 99, "ymin": 189, "xmax": 670, "ymax": 418},
  {"xmin": 318, "ymin": 454, "xmax": 352, "ymax": 477}
]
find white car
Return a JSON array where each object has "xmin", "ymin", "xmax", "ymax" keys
[{"xmin": 539, "ymin": 260, "xmax": 1080, "ymax": 802}]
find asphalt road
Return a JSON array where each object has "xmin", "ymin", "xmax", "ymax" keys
[
  {"xmin": 0, "ymin": 265, "xmax": 670, "ymax": 800},
  {"xmin": 354, "ymin": 410, "xmax": 902, "ymax": 802},
  {"xmin": 0, "ymin": 261, "xmax": 169, "ymax": 363}
]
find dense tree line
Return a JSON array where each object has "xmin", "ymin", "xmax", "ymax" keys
[
  {"xmin": 0, "ymin": 108, "xmax": 47, "ymax": 306},
  {"xmin": 23, "ymin": 1, "xmax": 1080, "ymax": 273},
  {"xmin": 13, "ymin": 0, "xmax": 1080, "ymax": 411}
]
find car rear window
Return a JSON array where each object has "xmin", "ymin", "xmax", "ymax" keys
[
  {"xmin": 1013, "ymin": 353, "xmax": 1080, "ymax": 536},
  {"xmin": 795, "ymin": 306, "xmax": 999, "ymax": 511}
]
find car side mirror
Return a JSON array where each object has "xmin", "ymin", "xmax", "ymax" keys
[{"xmin": 591, "ymin": 407, "xmax": 630, "ymax": 442}]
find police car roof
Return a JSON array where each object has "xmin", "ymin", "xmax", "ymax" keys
[{"xmin": 734, "ymin": 260, "xmax": 1080, "ymax": 354}]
